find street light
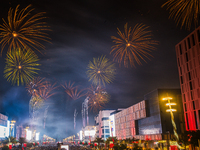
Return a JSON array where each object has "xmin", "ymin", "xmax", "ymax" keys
[
  {"xmin": 162, "ymin": 96, "xmax": 181, "ymax": 149},
  {"xmin": 10, "ymin": 120, "xmax": 16, "ymax": 137}
]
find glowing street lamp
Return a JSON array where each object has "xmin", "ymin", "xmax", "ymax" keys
[
  {"xmin": 10, "ymin": 120, "xmax": 16, "ymax": 137},
  {"xmin": 162, "ymin": 96, "xmax": 180, "ymax": 149}
]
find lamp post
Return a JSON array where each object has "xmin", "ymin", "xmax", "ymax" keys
[
  {"xmin": 162, "ymin": 96, "xmax": 180, "ymax": 149},
  {"xmin": 10, "ymin": 120, "xmax": 16, "ymax": 137}
]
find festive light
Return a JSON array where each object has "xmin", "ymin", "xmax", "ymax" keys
[
  {"xmin": 111, "ymin": 23, "xmax": 158, "ymax": 67},
  {"xmin": 0, "ymin": 5, "xmax": 51, "ymax": 55}
]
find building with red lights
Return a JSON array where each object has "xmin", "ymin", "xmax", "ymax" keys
[
  {"xmin": 114, "ymin": 89, "xmax": 185, "ymax": 142},
  {"xmin": 176, "ymin": 27, "xmax": 200, "ymax": 130}
]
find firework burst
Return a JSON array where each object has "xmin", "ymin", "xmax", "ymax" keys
[
  {"xmin": 38, "ymin": 81, "xmax": 57, "ymax": 100},
  {"xmin": 0, "ymin": 4, "xmax": 51, "ymax": 55},
  {"xmin": 26, "ymin": 77, "xmax": 46, "ymax": 96},
  {"xmin": 62, "ymin": 81, "xmax": 85, "ymax": 100},
  {"xmin": 4, "ymin": 48, "xmax": 40, "ymax": 86},
  {"xmin": 87, "ymin": 55, "xmax": 116, "ymax": 87},
  {"xmin": 87, "ymin": 85, "xmax": 109, "ymax": 112},
  {"xmin": 162, "ymin": 0, "xmax": 200, "ymax": 30},
  {"xmin": 111, "ymin": 23, "xmax": 158, "ymax": 68},
  {"xmin": 29, "ymin": 95, "xmax": 44, "ymax": 109}
]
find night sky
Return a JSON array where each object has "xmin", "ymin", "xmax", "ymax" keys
[{"xmin": 0, "ymin": 0, "xmax": 192, "ymax": 139}]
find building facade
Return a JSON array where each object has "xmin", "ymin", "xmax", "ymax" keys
[
  {"xmin": 16, "ymin": 125, "xmax": 26, "ymax": 140},
  {"xmin": 0, "ymin": 113, "xmax": 10, "ymax": 139},
  {"xmin": 176, "ymin": 27, "xmax": 200, "ymax": 130},
  {"xmin": 94, "ymin": 110, "xmax": 115, "ymax": 139},
  {"xmin": 79, "ymin": 126, "xmax": 96, "ymax": 142},
  {"xmin": 114, "ymin": 89, "xmax": 185, "ymax": 141},
  {"xmin": 114, "ymin": 100, "xmax": 146, "ymax": 140}
]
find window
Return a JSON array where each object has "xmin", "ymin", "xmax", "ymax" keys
[
  {"xmin": 197, "ymin": 89, "xmax": 200, "ymax": 98},
  {"xmin": 183, "ymin": 94, "xmax": 186, "ymax": 102},
  {"xmin": 184, "ymin": 40, "xmax": 187, "ymax": 51},
  {"xmin": 178, "ymin": 58, "xmax": 180, "ymax": 66},
  {"xmin": 180, "ymin": 67, "xmax": 182, "ymax": 75},
  {"xmin": 105, "ymin": 129, "xmax": 110, "ymax": 133},
  {"xmin": 186, "ymin": 52, "xmax": 189, "ymax": 62},
  {"xmin": 186, "ymin": 113, "xmax": 190, "ymax": 130},
  {"xmin": 192, "ymin": 34, "xmax": 195, "ymax": 46},
  {"xmin": 102, "ymin": 117, "xmax": 109, "ymax": 121},
  {"xmin": 197, "ymin": 30, "xmax": 200, "ymax": 42},
  {"xmin": 187, "ymin": 37, "xmax": 191, "ymax": 49},
  {"xmin": 192, "ymin": 101, "xmax": 195, "ymax": 110},
  {"xmin": 188, "ymin": 72, "xmax": 191, "ymax": 80},
  {"xmin": 96, "ymin": 123, "xmax": 99, "ymax": 125},
  {"xmin": 105, "ymin": 135, "xmax": 110, "ymax": 138},
  {"xmin": 101, "ymin": 135, "xmax": 104, "ymax": 138},
  {"xmin": 179, "ymin": 44, "xmax": 182, "ymax": 55},
  {"xmin": 184, "ymin": 104, "xmax": 187, "ymax": 111},
  {"xmin": 189, "ymin": 82, "xmax": 193, "ymax": 90},
  {"xmin": 186, "ymin": 63, "xmax": 189, "ymax": 71},
  {"xmin": 191, "ymin": 91, "xmax": 193, "ymax": 100},
  {"xmin": 102, "ymin": 129, "xmax": 104, "ymax": 133},
  {"xmin": 194, "ymin": 111, "xmax": 198, "ymax": 129},
  {"xmin": 180, "ymin": 76, "xmax": 183, "ymax": 84}
]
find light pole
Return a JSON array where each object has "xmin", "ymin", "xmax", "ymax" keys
[
  {"xmin": 10, "ymin": 120, "xmax": 16, "ymax": 137},
  {"xmin": 162, "ymin": 96, "xmax": 180, "ymax": 149}
]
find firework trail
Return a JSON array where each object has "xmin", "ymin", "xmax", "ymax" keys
[
  {"xmin": 43, "ymin": 106, "xmax": 49, "ymax": 129},
  {"xmin": 74, "ymin": 109, "xmax": 78, "ymax": 129}
]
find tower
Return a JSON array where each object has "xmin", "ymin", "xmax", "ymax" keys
[{"xmin": 176, "ymin": 27, "xmax": 200, "ymax": 130}]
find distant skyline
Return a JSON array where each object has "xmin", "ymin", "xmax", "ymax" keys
[{"xmin": 0, "ymin": 0, "xmax": 192, "ymax": 139}]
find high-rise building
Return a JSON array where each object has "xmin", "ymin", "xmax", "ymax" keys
[
  {"xmin": 176, "ymin": 27, "xmax": 200, "ymax": 130},
  {"xmin": 94, "ymin": 110, "xmax": 115, "ymax": 139}
]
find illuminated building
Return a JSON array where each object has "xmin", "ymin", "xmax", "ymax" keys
[
  {"xmin": 94, "ymin": 110, "xmax": 115, "ymax": 139},
  {"xmin": 0, "ymin": 113, "xmax": 10, "ymax": 139},
  {"xmin": 176, "ymin": 27, "xmax": 200, "ymax": 130},
  {"xmin": 16, "ymin": 125, "xmax": 26, "ymax": 140},
  {"xmin": 79, "ymin": 126, "xmax": 96, "ymax": 142},
  {"xmin": 114, "ymin": 100, "xmax": 146, "ymax": 140},
  {"xmin": 114, "ymin": 89, "xmax": 185, "ymax": 143}
]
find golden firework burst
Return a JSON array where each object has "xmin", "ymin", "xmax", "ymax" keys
[
  {"xmin": 162, "ymin": 0, "xmax": 200, "ymax": 30},
  {"xmin": 87, "ymin": 55, "xmax": 116, "ymax": 87},
  {"xmin": 29, "ymin": 95, "xmax": 44, "ymax": 109},
  {"xmin": 0, "ymin": 4, "xmax": 51, "ymax": 55},
  {"xmin": 87, "ymin": 85, "xmax": 109, "ymax": 112},
  {"xmin": 4, "ymin": 48, "xmax": 40, "ymax": 86},
  {"xmin": 111, "ymin": 23, "xmax": 158, "ymax": 68}
]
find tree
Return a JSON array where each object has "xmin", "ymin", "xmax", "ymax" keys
[
  {"xmin": 187, "ymin": 130, "xmax": 200, "ymax": 150},
  {"xmin": 105, "ymin": 137, "xmax": 118, "ymax": 149},
  {"xmin": 19, "ymin": 137, "xmax": 26, "ymax": 147},
  {"xmin": 2, "ymin": 145, "xmax": 9, "ymax": 150},
  {"xmin": 9, "ymin": 136, "xmax": 17, "ymax": 144},
  {"xmin": 94, "ymin": 137, "xmax": 104, "ymax": 150}
]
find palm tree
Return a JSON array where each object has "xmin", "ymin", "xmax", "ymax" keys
[
  {"xmin": 186, "ymin": 130, "xmax": 200, "ymax": 150},
  {"xmin": 105, "ymin": 137, "xmax": 118, "ymax": 149},
  {"xmin": 94, "ymin": 137, "xmax": 104, "ymax": 150}
]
